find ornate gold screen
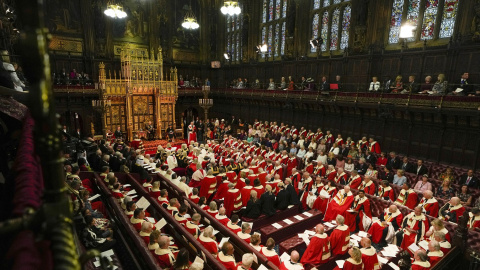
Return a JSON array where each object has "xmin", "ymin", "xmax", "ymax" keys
[{"xmin": 99, "ymin": 44, "xmax": 178, "ymax": 140}]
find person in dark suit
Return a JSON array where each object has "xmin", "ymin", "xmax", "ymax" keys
[
  {"xmin": 244, "ymin": 191, "xmax": 262, "ymax": 219},
  {"xmin": 319, "ymin": 76, "xmax": 329, "ymax": 91},
  {"xmin": 114, "ymin": 126, "xmax": 123, "ymax": 139},
  {"xmin": 285, "ymin": 178, "xmax": 300, "ymax": 205},
  {"xmin": 387, "ymin": 152, "xmax": 401, "ymax": 170},
  {"xmin": 275, "ymin": 183, "xmax": 289, "ymax": 210},
  {"xmin": 458, "ymin": 170, "xmax": 479, "ymax": 189},
  {"xmin": 355, "ymin": 158, "xmax": 369, "ymax": 175},
  {"xmin": 412, "ymin": 160, "xmax": 429, "ymax": 176},
  {"xmin": 340, "ymin": 144, "xmax": 349, "ymax": 157},
  {"xmin": 259, "ymin": 185, "xmax": 276, "ymax": 217},
  {"xmin": 145, "ymin": 121, "xmax": 154, "ymax": 140},
  {"xmin": 72, "ymin": 128, "xmax": 82, "ymax": 139},
  {"xmin": 365, "ymin": 151, "xmax": 377, "ymax": 165},
  {"xmin": 402, "ymin": 75, "xmax": 419, "ymax": 94},
  {"xmin": 400, "ymin": 157, "xmax": 414, "ymax": 173},
  {"xmin": 378, "ymin": 166, "xmax": 394, "ymax": 183},
  {"xmin": 451, "ymin": 72, "xmax": 474, "ymax": 96}
]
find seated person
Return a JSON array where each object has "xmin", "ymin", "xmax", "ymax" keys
[
  {"xmin": 155, "ymin": 235, "xmax": 176, "ymax": 268},
  {"xmin": 411, "ymin": 250, "xmax": 430, "ymax": 270},
  {"xmin": 237, "ymin": 253, "xmax": 255, "ymax": 270},
  {"xmin": 424, "ymin": 218, "xmax": 451, "ymax": 242},
  {"xmin": 185, "ymin": 213, "xmax": 202, "ymax": 239},
  {"xmin": 250, "ymin": 234, "xmax": 262, "ymax": 252},
  {"xmin": 439, "ymin": 197, "xmax": 465, "ymax": 223},
  {"xmin": 215, "ymin": 207, "xmax": 230, "ymax": 227},
  {"xmin": 260, "ymin": 238, "xmax": 280, "ymax": 267},
  {"xmin": 279, "ymin": 250, "xmax": 304, "ymax": 270},
  {"xmin": 394, "ymin": 183, "xmax": 418, "ymax": 209},
  {"xmin": 139, "ymin": 221, "xmax": 153, "ymax": 245},
  {"xmin": 368, "ymin": 205, "xmax": 403, "ymax": 245},
  {"xmin": 427, "ymin": 240, "xmax": 444, "ymax": 266},
  {"xmin": 467, "ymin": 208, "xmax": 480, "ymax": 229},
  {"xmin": 217, "ymin": 242, "xmax": 237, "ymax": 270},
  {"xmin": 227, "ymin": 214, "xmax": 242, "ymax": 234},
  {"xmin": 198, "ymin": 226, "xmax": 218, "ymax": 256},
  {"xmin": 333, "ymin": 247, "xmax": 363, "ymax": 270},
  {"xmin": 434, "ymin": 232, "xmax": 451, "ymax": 254},
  {"xmin": 237, "ymin": 223, "xmax": 252, "ymax": 243},
  {"xmin": 174, "ymin": 205, "xmax": 190, "ymax": 227},
  {"xmin": 418, "ymin": 190, "xmax": 439, "ymax": 217},
  {"xmin": 244, "ymin": 190, "xmax": 261, "ymax": 219},
  {"xmin": 397, "ymin": 207, "xmax": 429, "ymax": 252},
  {"xmin": 82, "ymin": 216, "xmax": 116, "ymax": 252}
]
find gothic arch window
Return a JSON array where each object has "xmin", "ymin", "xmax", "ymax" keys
[
  {"xmin": 311, "ymin": 0, "xmax": 351, "ymax": 53},
  {"xmin": 225, "ymin": 9, "xmax": 243, "ymax": 62},
  {"xmin": 388, "ymin": 0, "xmax": 460, "ymax": 44},
  {"xmin": 261, "ymin": 0, "xmax": 288, "ymax": 58}
]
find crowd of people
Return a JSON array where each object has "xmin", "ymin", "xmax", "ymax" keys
[
  {"xmin": 53, "ymin": 68, "xmax": 93, "ymax": 86},
  {"xmin": 64, "ymin": 115, "xmax": 480, "ymax": 270},
  {"xmin": 224, "ymin": 72, "xmax": 479, "ymax": 96},
  {"xmin": 0, "ymin": 50, "xmax": 27, "ymax": 92}
]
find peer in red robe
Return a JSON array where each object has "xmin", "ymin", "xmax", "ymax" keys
[
  {"xmin": 395, "ymin": 184, "xmax": 418, "ymax": 209},
  {"xmin": 377, "ymin": 182, "xmax": 395, "ymax": 201},
  {"xmin": 214, "ymin": 178, "xmax": 230, "ymax": 200},
  {"xmin": 217, "ymin": 250, "xmax": 237, "ymax": 270},
  {"xmin": 273, "ymin": 164, "xmax": 284, "ymax": 180},
  {"xmin": 313, "ymin": 164, "xmax": 326, "ymax": 177},
  {"xmin": 155, "ymin": 248, "xmax": 176, "ymax": 268},
  {"xmin": 439, "ymin": 199, "xmax": 465, "ymax": 223},
  {"xmin": 330, "ymin": 222, "xmax": 350, "ymax": 255},
  {"xmin": 334, "ymin": 171, "xmax": 348, "ymax": 184},
  {"xmin": 300, "ymin": 226, "xmax": 331, "ymax": 264},
  {"xmin": 215, "ymin": 211, "xmax": 230, "ymax": 227},
  {"xmin": 347, "ymin": 172, "xmax": 363, "ymax": 190},
  {"xmin": 368, "ymin": 206, "xmax": 403, "ymax": 244},
  {"xmin": 189, "ymin": 194, "xmax": 200, "ymax": 204},
  {"xmin": 411, "ymin": 258, "xmax": 430, "ymax": 270},
  {"xmin": 467, "ymin": 211, "xmax": 480, "ymax": 229},
  {"xmin": 360, "ymin": 245, "xmax": 380, "ymax": 270},
  {"xmin": 286, "ymin": 156, "xmax": 298, "ymax": 176},
  {"xmin": 326, "ymin": 168, "xmax": 337, "ymax": 181},
  {"xmin": 260, "ymin": 247, "xmax": 281, "ymax": 267},
  {"xmin": 199, "ymin": 175, "xmax": 217, "ymax": 199},
  {"xmin": 187, "ymin": 123, "xmax": 197, "ymax": 144},
  {"xmin": 358, "ymin": 178, "xmax": 375, "ymax": 195},
  {"xmin": 323, "ymin": 187, "xmax": 354, "ymax": 222},
  {"xmin": 418, "ymin": 195, "xmax": 439, "ymax": 217},
  {"xmin": 368, "ymin": 139, "xmax": 381, "ymax": 154},
  {"xmin": 344, "ymin": 191, "xmax": 372, "ymax": 232},
  {"xmin": 199, "ymin": 234, "xmax": 218, "ymax": 256},
  {"xmin": 312, "ymin": 183, "xmax": 337, "ymax": 213},
  {"xmin": 428, "ymin": 250, "xmax": 444, "ymax": 267},
  {"xmin": 227, "ymin": 220, "xmax": 242, "ymax": 234},
  {"xmin": 304, "ymin": 163, "xmax": 314, "ymax": 174},
  {"xmin": 224, "ymin": 187, "xmax": 242, "ymax": 217},
  {"xmin": 185, "ymin": 220, "xmax": 201, "ymax": 239},
  {"xmin": 398, "ymin": 209, "xmax": 429, "ymax": 253},
  {"xmin": 240, "ymin": 185, "xmax": 254, "ymax": 206},
  {"xmin": 337, "ymin": 257, "xmax": 363, "ymax": 270}
]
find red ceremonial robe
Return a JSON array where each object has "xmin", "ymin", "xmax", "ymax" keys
[
  {"xmin": 313, "ymin": 165, "xmax": 326, "ymax": 177},
  {"xmin": 130, "ymin": 217, "xmax": 144, "ymax": 232},
  {"xmin": 467, "ymin": 212, "xmax": 480, "ymax": 229},
  {"xmin": 286, "ymin": 158, "xmax": 298, "ymax": 176},
  {"xmin": 330, "ymin": 225, "xmax": 350, "ymax": 255},
  {"xmin": 189, "ymin": 194, "xmax": 200, "ymax": 204},
  {"xmin": 312, "ymin": 186, "xmax": 337, "ymax": 213},
  {"xmin": 378, "ymin": 186, "xmax": 395, "ymax": 201},
  {"xmin": 237, "ymin": 232, "xmax": 251, "ymax": 243},
  {"xmin": 439, "ymin": 241, "xmax": 451, "ymax": 255},
  {"xmin": 299, "ymin": 179, "xmax": 314, "ymax": 209},
  {"xmin": 185, "ymin": 221, "xmax": 201, "ymax": 239},
  {"xmin": 279, "ymin": 260, "xmax": 304, "ymax": 270},
  {"xmin": 240, "ymin": 186, "xmax": 254, "ymax": 206},
  {"xmin": 323, "ymin": 190, "xmax": 354, "ymax": 222},
  {"xmin": 214, "ymin": 180, "xmax": 230, "ymax": 200},
  {"xmin": 428, "ymin": 250, "xmax": 444, "ymax": 267},
  {"xmin": 336, "ymin": 258, "xmax": 364, "ymax": 270},
  {"xmin": 253, "ymin": 185, "xmax": 265, "ymax": 199},
  {"xmin": 258, "ymin": 172, "xmax": 268, "ymax": 186},
  {"xmin": 348, "ymin": 175, "xmax": 363, "ymax": 190},
  {"xmin": 260, "ymin": 248, "xmax": 281, "ymax": 267},
  {"xmin": 440, "ymin": 203, "xmax": 465, "ymax": 223},
  {"xmin": 217, "ymin": 252, "xmax": 236, "ymax": 270},
  {"xmin": 327, "ymin": 170, "xmax": 337, "ymax": 181},
  {"xmin": 155, "ymin": 248, "xmax": 176, "ymax": 268},
  {"xmin": 291, "ymin": 173, "xmax": 302, "ymax": 193},
  {"xmin": 199, "ymin": 175, "xmax": 217, "ymax": 198},
  {"xmin": 174, "ymin": 213, "xmax": 189, "ymax": 227},
  {"xmin": 368, "ymin": 209, "xmax": 403, "ymax": 244},
  {"xmin": 215, "ymin": 214, "xmax": 230, "ymax": 227},
  {"xmin": 411, "ymin": 260, "xmax": 431, "ymax": 270},
  {"xmin": 395, "ymin": 189, "xmax": 418, "ymax": 209},
  {"xmin": 140, "ymin": 231, "xmax": 150, "ymax": 245},
  {"xmin": 300, "ymin": 233, "xmax": 331, "ymax": 264},
  {"xmin": 224, "ymin": 188, "xmax": 242, "ymax": 217},
  {"xmin": 305, "ymin": 164, "xmax": 314, "ymax": 174},
  {"xmin": 227, "ymin": 221, "xmax": 242, "ymax": 234},
  {"xmin": 361, "ymin": 247, "xmax": 380, "ymax": 270},
  {"xmin": 359, "ymin": 181, "xmax": 375, "ymax": 195},
  {"xmin": 273, "ymin": 166, "xmax": 284, "ymax": 180},
  {"xmin": 368, "ymin": 141, "xmax": 381, "ymax": 154},
  {"xmin": 334, "ymin": 172, "xmax": 348, "ymax": 184},
  {"xmin": 418, "ymin": 197, "xmax": 440, "ymax": 217},
  {"xmin": 198, "ymin": 234, "xmax": 218, "ymax": 255},
  {"xmin": 345, "ymin": 195, "xmax": 372, "ymax": 232},
  {"xmin": 400, "ymin": 213, "xmax": 429, "ymax": 253}
]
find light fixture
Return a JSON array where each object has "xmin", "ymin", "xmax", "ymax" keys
[
  {"xmin": 224, "ymin": 52, "xmax": 231, "ymax": 60},
  {"xmin": 104, "ymin": 3, "xmax": 127, "ymax": 19},
  {"xmin": 399, "ymin": 23, "xmax": 415, "ymax": 39},
  {"xmin": 255, "ymin": 44, "xmax": 268, "ymax": 53},
  {"xmin": 182, "ymin": 5, "xmax": 200, "ymax": 30},
  {"xmin": 221, "ymin": 1, "xmax": 241, "ymax": 16},
  {"xmin": 310, "ymin": 37, "xmax": 323, "ymax": 49}
]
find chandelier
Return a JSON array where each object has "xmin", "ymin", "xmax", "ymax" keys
[
  {"xmin": 221, "ymin": 1, "xmax": 241, "ymax": 16},
  {"xmin": 182, "ymin": 6, "xmax": 199, "ymax": 30},
  {"xmin": 104, "ymin": 3, "xmax": 127, "ymax": 19}
]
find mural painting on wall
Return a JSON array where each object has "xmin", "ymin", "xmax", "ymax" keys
[
  {"xmin": 46, "ymin": 0, "xmax": 82, "ymax": 34},
  {"xmin": 113, "ymin": 0, "xmax": 148, "ymax": 43},
  {"xmin": 172, "ymin": 0, "xmax": 200, "ymax": 50}
]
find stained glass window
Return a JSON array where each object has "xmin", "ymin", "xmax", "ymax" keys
[
  {"xmin": 439, "ymin": 0, "xmax": 459, "ymax": 38},
  {"xmin": 268, "ymin": 25, "xmax": 273, "ymax": 54},
  {"xmin": 311, "ymin": 13, "xmax": 320, "ymax": 52},
  {"xmin": 263, "ymin": 0, "xmax": 267, "ymax": 23},
  {"xmin": 388, "ymin": 0, "xmax": 404, "ymax": 44},
  {"xmin": 421, "ymin": 0, "xmax": 438, "ymax": 40},
  {"xmin": 227, "ymin": 17, "xmax": 231, "ymax": 32},
  {"xmin": 323, "ymin": 0, "xmax": 330, "ymax": 7},
  {"xmin": 282, "ymin": 0, "xmax": 288, "ymax": 18},
  {"xmin": 333, "ymin": 0, "xmax": 341, "ymax": 4},
  {"xmin": 236, "ymin": 33, "xmax": 241, "ymax": 61},
  {"xmin": 269, "ymin": 0, "xmax": 274, "ymax": 21},
  {"xmin": 274, "ymin": 24, "xmax": 280, "ymax": 56},
  {"xmin": 330, "ymin": 8, "xmax": 340, "ymax": 50},
  {"xmin": 275, "ymin": 0, "xmax": 281, "ymax": 20},
  {"xmin": 281, "ymin": 22, "xmax": 286, "ymax": 55},
  {"xmin": 261, "ymin": 27, "xmax": 267, "ymax": 58},
  {"xmin": 236, "ymin": 16, "xmax": 241, "ymax": 31},
  {"xmin": 314, "ymin": 0, "xmax": 321, "ymax": 9},
  {"xmin": 320, "ymin": 11, "xmax": 329, "ymax": 51},
  {"xmin": 340, "ymin": 5, "xmax": 351, "ymax": 50},
  {"xmin": 405, "ymin": 0, "xmax": 421, "ymax": 41}
]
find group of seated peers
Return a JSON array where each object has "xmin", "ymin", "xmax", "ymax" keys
[{"xmin": 64, "ymin": 115, "xmax": 480, "ymax": 270}]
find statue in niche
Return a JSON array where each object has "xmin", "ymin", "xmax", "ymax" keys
[{"xmin": 286, "ymin": 1, "xmax": 296, "ymax": 37}]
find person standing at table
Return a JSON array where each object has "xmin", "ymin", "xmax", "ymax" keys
[
  {"xmin": 300, "ymin": 224, "xmax": 331, "ymax": 265},
  {"xmin": 360, "ymin": 238, "xmax": 379, "ymax": 270},
  {"xmin": 330, "ymin": 215, "xmax": 350, "ymax": 255}
]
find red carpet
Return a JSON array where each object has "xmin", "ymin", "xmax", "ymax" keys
[{"xmin": 141, "ymin": 139, "xmax": 186, "ymax": 156}]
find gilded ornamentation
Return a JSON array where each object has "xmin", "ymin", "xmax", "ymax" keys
[{"xmin": 49, "ymin": 37, "xmax": 83, "ymax": 53}]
